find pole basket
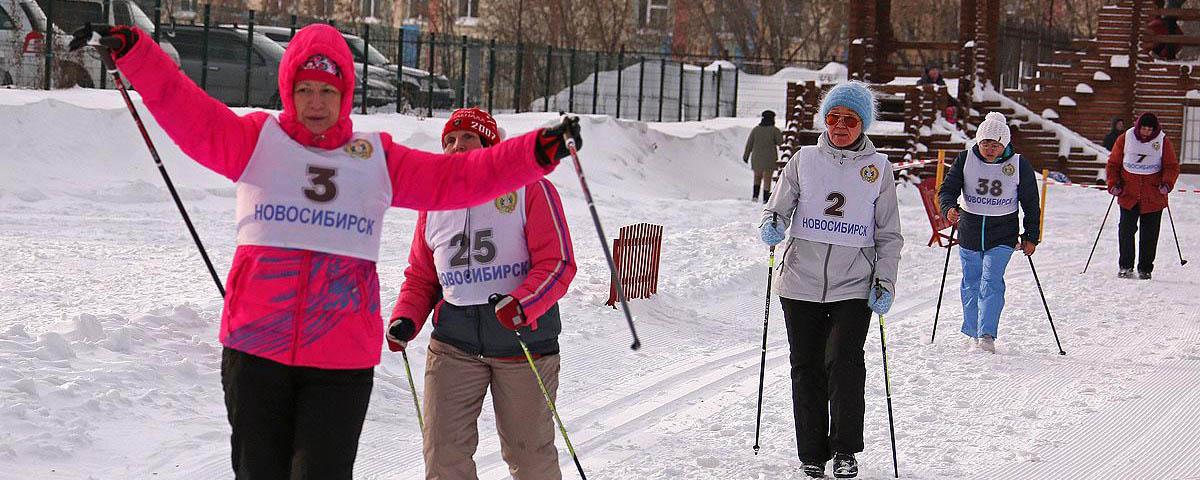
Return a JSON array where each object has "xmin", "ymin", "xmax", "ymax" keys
[
  {"xmin": 919, "ymin": 176, "xmax": 958, "ymax": 248},
  {"xmin": 606, "ymin": 223, "xmax": 664, "ymax": 308}
]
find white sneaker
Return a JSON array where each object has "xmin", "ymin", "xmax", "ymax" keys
[{"xmin": 980, "ymin": 335, "xmax": 996, "ymax": 354}]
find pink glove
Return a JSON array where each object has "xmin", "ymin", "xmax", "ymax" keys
[
  {"xmin": 1159, "ymin": 183, "xmax": 1172, "ymax": 194},
  {"xmin": 1108, "ymin": 185, "xmax": 1123, "ymax": 196}
]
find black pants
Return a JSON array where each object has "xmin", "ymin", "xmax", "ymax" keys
[
  {"xmin": 779, "ymin": 297, "xmax": 872, "ymax": 463},
  {"xmin": 221, "ymin": 348, "xmax": 374, "ymax": 480},
  {"xmin": 1118, "ymin": 205, "xmax": 1163, "ymax": 273}
]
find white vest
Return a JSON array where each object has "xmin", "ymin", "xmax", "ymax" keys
[
  {"xmin": 1123, "ymin": 129, "xmax": 1166, "ymax": 175},
  {"xmin": 427, "ymin": 188, "xmax": 531, "ymax": 306},
  {"xmin": 787, "ymin": 146, "xmax": 888, "ymax": 248},
  {"xmin": 960, "ymin": 150, "xmax": 1021, "ymax": 217},
  {"xmin": 235, "ymin": 118, "xmax": 392, "ymax": 261}
]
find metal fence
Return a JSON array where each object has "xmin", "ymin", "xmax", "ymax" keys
[
  {"xmin": 4, "ymin": 1, "xmax": 834, "ymax": 120},
  {"xmin": 996, "ymin": 21, "xmax": 1081, "ymax": 92}
]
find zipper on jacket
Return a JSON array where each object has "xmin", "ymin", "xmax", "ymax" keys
[
  {"xmin": 821, "ymin": 243, "xmax": 832, "ymax": 302},
  {"xmin": 981, "ymin": 215, "xmax": 987, "ymax": 250},
  {"xmin": 291, "ymin": 252, "xmax": 313, "ymax": 365}
]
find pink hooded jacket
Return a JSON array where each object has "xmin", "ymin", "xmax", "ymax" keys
[{"xmin": 114, "ymin": 24, "xmax": 557, "ymax": 369}]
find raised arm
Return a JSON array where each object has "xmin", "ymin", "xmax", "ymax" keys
[
  {"xmin": 114, "ymin": 27, "xmax": 267, "ymax": 181},
  {"xmin": 382, "ymin": 130, "xmax": 557, "ymax": 210}
]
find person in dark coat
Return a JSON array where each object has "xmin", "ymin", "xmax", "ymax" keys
[
  {"xmin": 744, "ymin": 110, "xmax": 784, "ymax": 203},
  {"xmin": 1103, "ymin": 117, "xmax": 1126, "ymax": 151}
]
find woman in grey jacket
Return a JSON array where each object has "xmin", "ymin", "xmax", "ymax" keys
[{"xmin": 759, "ymin": 81, "xmax": 904, "ymax": 479}]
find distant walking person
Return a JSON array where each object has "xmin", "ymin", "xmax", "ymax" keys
[
  {"xmin": 1103, "ymin": 117, "xmax": 1125, "ymax": 151},
  {"xmin": 938, "ymin": 112, "xmax": 1041, "ymax": 354},
  {"xmin": 1106, "ymin": 113, "xmax": 1180, "ymax": 280},
  {"xmin": 744, "ymin": 110, "xmax": 784, "ymax": 203}
]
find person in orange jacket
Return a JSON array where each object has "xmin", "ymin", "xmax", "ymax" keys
[{"xmin": 1105, "ymin": 113, "xmax": 1180, "ymax": 280}]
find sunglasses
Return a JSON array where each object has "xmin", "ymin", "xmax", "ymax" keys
[{"xmin": 825, "ymin": 113, "xmax": 860, "ymax": 128}]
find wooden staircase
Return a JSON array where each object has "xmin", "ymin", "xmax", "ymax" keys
[{"xmin": 1005, "ymin": 0, "xmax": 1200, "ymax": 175}]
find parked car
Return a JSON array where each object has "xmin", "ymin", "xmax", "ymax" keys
[
  {"xmin": 254, "ymin": 25, "xmax": 396, "ymax": 108},
  {"xmin": 170, "ymin": 24, "xmax": 394, "ymax": 108},
  {"xmin": 0, "ymin": 0, "xmax": 180, "ymax": 88},
  {"xmin": 0, "ymin": 0, "xmax": 99, "ymax": 87},
  {"xmin": 341, "ymin": 32, "xmax": 455, "ymax": 109},
  {"xmin": 168, "ymin": 24, "xmax": 282, "ymax": 107}
]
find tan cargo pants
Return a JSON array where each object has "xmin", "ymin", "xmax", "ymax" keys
[{"xmin": 423, "ymin": 338, "xmax": 562, "ymax": 480}]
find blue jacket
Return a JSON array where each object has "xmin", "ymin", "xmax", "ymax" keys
[{"xmin": 938, "ymin": 146, "xmax": 1041, "ymax": 251}]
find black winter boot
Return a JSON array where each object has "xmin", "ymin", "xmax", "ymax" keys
[
  {"xmin": 753, "ymin": 184, "xmax": 760, "ymax": 201},
  {"xmin": 832, "ymin": 453, "xmax": 858, "ymax": 478},
  {"xmin": 800, "ymin": 461, "xmax": 825, "ymax": 478},
  {"xmin": 763, "ymin": 189, "xmax": 771, "ymax": 204}
]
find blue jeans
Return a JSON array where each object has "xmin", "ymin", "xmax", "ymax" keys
[{"xmin": 960, "ymin": 245, "xmax": 1015, "ymax": 339}]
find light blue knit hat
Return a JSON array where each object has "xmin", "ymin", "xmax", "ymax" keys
[{"xmin": 819, "ymin": 81, "xmax": 878, "ymax": 132}]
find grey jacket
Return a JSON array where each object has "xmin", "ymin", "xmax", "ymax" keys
[
  {"xmin": 744, "ymin": 124, "xmax": 784, "ymax": 171},
  {"xmin": 761, "ymin": 133, "xmax": 904, "ymax": 302}
]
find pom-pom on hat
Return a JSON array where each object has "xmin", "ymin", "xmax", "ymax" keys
[
  {"xmin": 443, "ymin": 107, "xmax": 502, "ymax": 147},
  {"xmin": 819, "ymin": 81, "xmax": 878, "ymax": 132},
  {"xmin": 295, "ymin": 53, "xmax": 344, "ymax": 92},
  {"xmin": 974, "ymin": 111, "xmax": 1011, "ymax": 147}
]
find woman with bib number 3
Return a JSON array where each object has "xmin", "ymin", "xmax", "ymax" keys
[{"xmin": 759, "ymin": 81, "xmax": 904, "ymax": 479}]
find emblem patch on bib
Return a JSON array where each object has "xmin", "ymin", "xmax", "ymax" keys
[
  {"xmin": 345, "ymin": 139, "xmax": 374, "ymax": 159},
  {"xmin": 1003, "ymin": 163, "xmax": 1016, "ymax": 176},
  {"xmin": 1153, "ymin": 141, "xmax": 1162, "ymax": 151},
  {"xmin": 860, "ymin": 164, "xmax": 880, "ymax": 184},
  {"xmin": 495, "ymin": 192, "xmax": 518, "ymax": 214}
]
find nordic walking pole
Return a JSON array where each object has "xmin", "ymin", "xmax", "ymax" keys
[
  {"xmin": 753, "ymin": 223, "xmax": 777, "ymax": 454},
  {"xmin": 930, "ymin": 225, "xmax": 956, "ymax": 343},
  {"xmin": 515, "ymin": 332, "xmax": 586, "ymax": 479},
  {"xmin": 1166, "ymin": 205, "xmax": 1188, "ymax": 266},
  {"xmin": 1027, "ymin": 255, "xmax": 1066, "ymax": 355},
  {"xmin": 84, "ymin": 37, "xmax": 225, "ymax": 298},
  {"xmin": 401, "ymin": 350, "xmax": 424, "ymax": 432},
  {"xmin": 878, "ymin": 313, "xmax": 899, "ymax": 478},
  {"xmin": 1082, "ymin": 196, "xmax": 1115, "ymax": 274},
  {"xmin": 562, "ymin": 123, "xmax": 641, "ymax": 350}
]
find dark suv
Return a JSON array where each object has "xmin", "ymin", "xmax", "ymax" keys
[{"xmin": 169, "ymin": 25, "xmax": 283, "ymax": 107}]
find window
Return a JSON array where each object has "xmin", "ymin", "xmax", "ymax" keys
[
  {"xmin": 1184, "ymin": 104, "xmax": 1200, "ymax": 164},
  {"xmin": 0, "ymin": 5, "xmax": 16, "ymax": 30},
  {"xmin": 172, "ymin": 30, "xmax": 264, "ymax": 66},
  {"xmin": 34, "ymin": 0, "xmax": 102, "ymax": 33},
  {"xmin": 458, "ymin": 0, "xmax": 478, "ymax": 18},
  {"xmin": 638, "ymin": 0, "xmax": 670, "ymax": 30}
]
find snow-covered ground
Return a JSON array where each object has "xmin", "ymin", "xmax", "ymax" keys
[{"xmin": 2, "ymin": 89, "xmax": 1200, "ymax": 479}]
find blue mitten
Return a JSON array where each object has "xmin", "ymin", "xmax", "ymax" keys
[
  {"xmin": 760, "ymin": 221, "xmax": 786, "ymax": 246},
  {"xmin": 868, "ymin": 283, "xmax": 894, "ymax": 315}
]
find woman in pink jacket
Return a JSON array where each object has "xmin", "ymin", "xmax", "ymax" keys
[
  {"xmin": 71, "ymin": 23, "xmax": 581, "ymax": 479},
  {"xmin": 385, "ymin": 108, "xmax": 576, "ymax": 479}
]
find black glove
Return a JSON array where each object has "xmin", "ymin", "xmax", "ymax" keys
[
  {"xmin": 386, "ymin": 317, "xmax": 416, "ymax": 352},
  {"xmin": 69, "ymin": 23, "xmax": 139, "ymax": 58},
  {"xmin": 534, "ymin": 116, "xmax": 582, "ymax": 166}
]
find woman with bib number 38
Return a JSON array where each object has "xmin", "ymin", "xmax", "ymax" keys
[{"xmin": 759, "ymin": 81, "xmax": 904, "ymax": 479}]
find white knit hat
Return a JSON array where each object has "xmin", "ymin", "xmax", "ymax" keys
[{"xmin": 974, "ymin": 111, "xmax": 1011, "ymax": 147}]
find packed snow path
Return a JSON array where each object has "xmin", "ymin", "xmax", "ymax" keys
[{"xmin": 1, "ymin": 90, "xmax": 1199, "ymax": 479}]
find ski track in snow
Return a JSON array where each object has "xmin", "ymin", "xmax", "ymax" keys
[{"xmin": 2, "ymin": 90, "xmax": 1200, "ymax": 479}]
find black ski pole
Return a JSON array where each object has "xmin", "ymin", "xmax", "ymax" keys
[
  {"xmin": 92, "ymin": 39, "xmax": 225, "ymax": 298},
  {"xmin": 562, "ymin": 126, "xmax": 641, "ymax": 350},
  {"xmin": 1082, "ymin": 196, "xmax": 1115, "ymax": 274},
  {"xmin": 878, "ymin": 313, "xmax": 899, "ymax": 478},
  {"xmin": 515, "ymin": 331, "xmax": 586, "ymax": 479},
  {"xmin": 1166, "ymin": 205, "xmax": 1188, "ymax": 266},
  {"xmin": 753, "ymin": 222, "xmax": 776, "ymax": 454},
  {"xmin": 1027, "ymin": 255, "xmax": 1066, "ymax": 355},
  {"xmin": 930, "ymin": 226, "xmax": 956, "ymax": 343}
]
